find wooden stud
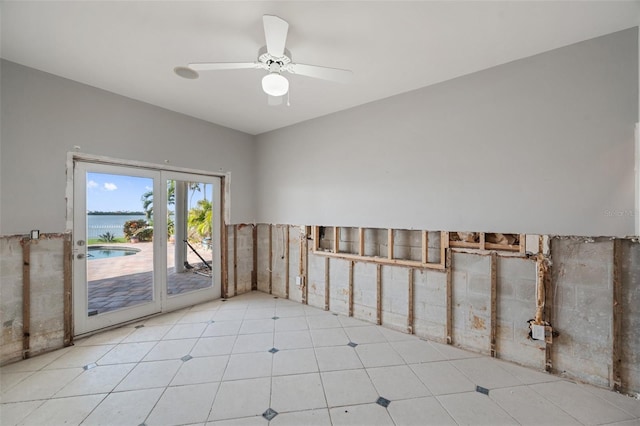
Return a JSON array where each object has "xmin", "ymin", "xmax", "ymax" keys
[
  {"xmin": 359, "ymin": 228, "xmax": 365, "ymax": 256},
  {"xmin": 268, "ymin": 224, "xmax": 273, "ymax": 294},
  {"xmin": 446, "ymin": 247, "xmax": 453, "ymax": 345},
  {"xmin": 479, "ymin": 232, "xmax": 486, "ymax": 251},
  {"xmin": 285, "ymin": 226, "xmax": 290, "ymax": 299},
  {"xmin": 440, "ymin": 231, "xmax": 449, "ymax": 268},
  {"xmin": 422, "ymin": 231, "xmax": 429, "ymax": 264},
  {"xmin": 408, "ymin": 268, "xmax": 414, "ymax": 334},
  {"xmin": 21, "ymin": 238, "xmax": 31, "ymax": 359},
  {"xmin": 252, "ymin": 225, "xmax": 258, "ymax": 291},
  {"xmin": 544, "ymin": 253, "xmax": 553, "ymax": 373},
  {"xmin": 233, "ymin": 225, "xmax": 238, "ymax": 296},
  {"xmin": 519, "ymin": 234, "xmax": 527, "ymax": 254},
  {"xmin": 535, "ymin": 254, "xmax": 546, "ymax": 325},
  {"xmin": 220, "ymin": 181, "xmax": 228, "ymax": 299},
  {"xmin": 612, "ymin": 238, "xmax": 622, "ymax": 391},
  {"xmin": 490, "ymin": 252, "xmax": 498, "ymax": 358},
  {"xmin": 387, "ymin": 229, "xmax": 394, "ymax": 260},
  {"xmin": 302, "ymin": 226, "xmax": 309, "ymax": 305},
  {"xmin": 324, "ymin": 257, "xmax": 330, "ymax": 311},
  {"xmin": 348, "ymin": 261, "xmax": 354, "ymax": 317},
  {"xmin": 63, "ymin": 234, "xmax": 73, "ymax": 346},
  {"xmin": 309, "ymin": 251, "xmax": 445, "ymax": 270},
  {"xmin": 376, "ymin": 264, "xmax": 382, "ymax": 325},
  {"xmin": 305, "ymin": 226, "xmax": 310, "ymax": 304},
  {"xmin": 333, "ymin": 227, "xmax": 340, "ymax": 254}
]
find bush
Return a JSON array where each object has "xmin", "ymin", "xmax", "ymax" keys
[
  {"xmin": 98, "ymin": 232, "xmax": 115, "ymax": 243},
  {"xmin": 123, "ymin": 219, "xmax": 148, "ymax": 239},
  {"xmin": 135, "ymin": 227, "xmax": 153, "ymax": 242}
]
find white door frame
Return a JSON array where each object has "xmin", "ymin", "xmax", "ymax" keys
[
  {"xmin": 162, "ymin": 170, "xmax": 222, "ymax": 311},
  {"xmin": 67, "ymin": 153, "xmax": 229, "ymax": 336}
]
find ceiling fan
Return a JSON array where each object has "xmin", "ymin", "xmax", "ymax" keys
[{"xmin": 174, "ymin": 15, "xmax": 353, "ymax": 105}]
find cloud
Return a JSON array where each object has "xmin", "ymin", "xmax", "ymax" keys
[
  {"xmin": 104, "ymin": 183, "xmax": 118, "ymax": 191},
  {"xmin": 87, "ymin": 180, "xmax": 98, "ymax": 189},
  {"xmin": 145, "ymin": 186, "xmax": 153, "ymax": 191}
]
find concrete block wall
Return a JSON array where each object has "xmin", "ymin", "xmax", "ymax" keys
[
  {"xmin": 495, "ymin": 257, "xmax": 544, "ymax": 369},
  {"xmin": 286, "ymin": 227, "xmax": 303, "ymax": 304},
  {"xmin": 380, "ymin": 266, "xmax": 410, "ymax": 331},
  {"xmin": 306, "ymin": 249, "xmax": 326, "ymax": 308},
  {"xmin": 352, "ymin": 262, "xmax": 378, "ymax": 323},
  {"xmin": 226, "ymin": 224, "xmax": 254, "ymax": 297},
  {"xmin": 256, "ymin": 224, "xmax": 271, "ymax": 294},
  {"xmin": 412, "ymin": 269, "xmax": 447, "ymax": 342},
  {"xmin": 451, "ymin": 253, "xmax": 492, "ymax": 354},
  {"xmin": 1, "ymin": 235, "xmax": 66, "ymax": 365},
  {"xmin": 270, "ymin": 225, "xmax": 289, "ymax": 298},
  {"xmin": 550, "ymin": 238, "xmax": 614, "ymax": 388},
  {"xmin": 620, "ymin": 239, "xmax": 640, "ymax": 392},
  {"xmin": 253, "ymin": 224, "xmax": 640, "ymax": 395}
]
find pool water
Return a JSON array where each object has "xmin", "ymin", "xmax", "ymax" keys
[{"xmin": 88, "ymin": 246, "xmax": 140, "ymax": 260}]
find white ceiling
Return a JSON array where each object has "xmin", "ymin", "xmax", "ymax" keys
[{"xmin": 2, "ymin": 1, "xmax": 639, "ymax": 135}]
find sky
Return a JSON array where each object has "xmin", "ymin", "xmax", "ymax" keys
[{"xmin": 86, "ymin": 172, "xmax": 209, "ymax": 212}]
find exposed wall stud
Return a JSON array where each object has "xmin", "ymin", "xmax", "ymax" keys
[
  {"xmin": 63, "ymin": 234, "xmax": 73, "ymax": 346},
  {"xmin": 446, "ymin": 248, "xmax": 453, "ymax": 345},
  {"xmin": 324, "ymin": 257, "xmax": 330, "ymax": 311},
  {"xmin": 441, "ymin": 231, "xmax": 449, "ymax": 267},
  {"xmin": 612, "ymin": 238, "xmax": 622, "ymax": 391},
  {"xmin": 348, "ymin": 261, "xmax": 354, "ymax": 317},
  {"xmin": 252, "ymin": 225, "xmax": 258, "ymax": 291},
  {"xmin": 387, "ymin": 229, "xmax": 394, "ymax": 260},
  {"xmin": 479, "ymin": 232, "xmax": 486, "ymax": 251},
  {"xmin": 21, "ymin": 238, "xmax": 31, "ymax": 359},
  {"xmin": 302, "ymin": 226, "xmax": 309, "ymax": 305},
  {"xmin": 333, "ymin": 227, "xmax": 340, "ymax": 254},
  {"xmin": 490, "ymin": 252, "xmax": 498, "ymax": 358},
  {"xmin": 376, "ymin": 264, "xmax": 382, "ymax": 325},
  {"xmin": 285, "ymin": 226, "xmax": 290, "ymax": 299},
  {"xmin": 233, "ymin": 225, "xmax": 238, "ymax": 296},
  {"xmin": 220, "ymin": 181, "xmax": 228, "ymax": 298},
  {"xmin": 269, "ymin": 224, "xmax": 273, "ymax": 294},
  {"xmin": 422, "ymin": 231, "xmax": 428, "ymax": 264},
  {"xmin": 359, "ymin": 228, "xmax": 365, "ymax": 256},
  {"xmin": 408, "ymin": 268, "xmax": 414, "ymax": 334}
]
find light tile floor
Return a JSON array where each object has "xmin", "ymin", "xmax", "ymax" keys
[{"xmin": 1, "ymin": 291, "xmax": 639, "ymax": 426}]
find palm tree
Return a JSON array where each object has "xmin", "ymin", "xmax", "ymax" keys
[
  {"xmin": 187, "ymin": 199, "xmax": 212, "ymax": 241},
  {"xmin": 141, "ymin": 180, "xmax": 175, "ymax": 222}
]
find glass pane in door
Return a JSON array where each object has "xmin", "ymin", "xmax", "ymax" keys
[
  {"xmin": 167, "ymin": 179, "xmax": 214, "ymax": 296},
  {"xmin": 86, "ymin": 172, "xmax": 155, "ymax": 315}
]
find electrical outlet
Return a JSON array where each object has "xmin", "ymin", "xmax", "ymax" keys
[{"xmin": 296, "ymin": 276, "xmax": 303, "ymax": 287}]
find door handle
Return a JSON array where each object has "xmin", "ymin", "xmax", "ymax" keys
[{"xmin": 77, "ymin": 253, "xmax": 86, "ymax": 259}]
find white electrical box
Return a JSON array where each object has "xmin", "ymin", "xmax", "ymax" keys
[
  {"xmin": 532, "ymin": 324, "xmax": 546, "ymax": 341},
  {"xmin": 296, "ymin": 276, "xmax": 302, "ymax": 286}
]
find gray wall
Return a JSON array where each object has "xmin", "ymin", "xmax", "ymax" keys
[
  {"xmin": 255, "ymin": 28, "xmax": 638, "ymax": 237},
  {"xmin": 0, "ymin": 60, "xmax": 256, "ymax": 235}
]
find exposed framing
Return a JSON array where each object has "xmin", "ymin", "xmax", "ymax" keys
[
  {"xmin": 449, "ymin": 231, "xmax": 526, "ymax": 253},
  {"xmin": 490, "ymin": 252, "xmax": 498, "ymax": 358},
  {"xmin": 21, "ymin": 238, "xmax": 31, "ymax": 359},
  {"xmin": 63, "ymin": 234, "xmax": 73, "ymax": 346},
  {"xmin": 312, "ymin": 226, "xmax": 447, "ymax": 270},
  {"xmin": 612, "ymin": 238, "xmax": 623, "ymax": 391}
]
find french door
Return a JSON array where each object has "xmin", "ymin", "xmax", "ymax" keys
[{"xmin": 73, "ymin": 161, "xmax": 221, "ymax": 335}]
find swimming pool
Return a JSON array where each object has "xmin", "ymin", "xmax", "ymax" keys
[{"xmin": 87, "ymin": 246, "xmax": 141, "ymax": 260}]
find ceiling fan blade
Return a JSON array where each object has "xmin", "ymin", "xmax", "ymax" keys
[
  {"xmin": 267, "ymin": 95, "xmax": 283, "ymax": 106},
  {"xmin": 286, "ymin": 63, "xmax": 353, "ymax": 83},
  {"xmin": 263, "ymin": 15, "xmax": 289, "ymax": 58},
  {"xmin": 188, "ymin": 62, "xmax": 261, "ymax": 71}
]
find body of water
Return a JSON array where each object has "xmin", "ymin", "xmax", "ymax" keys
[{"xmin": 88, "ymin": 214, "xmax": 146, "ymax": 239}]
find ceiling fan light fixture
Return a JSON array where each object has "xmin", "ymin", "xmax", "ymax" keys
[{"xmin": 262, "ymin": 72, "xmax": 289, "ymax": 96}]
